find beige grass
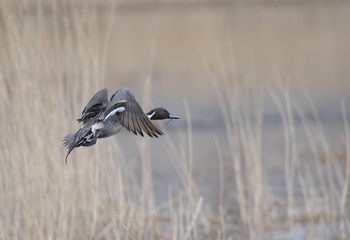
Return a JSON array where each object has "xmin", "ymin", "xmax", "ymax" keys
[{"xmin": 1, "ymin": 0, "xmax": 350, "ymax": 239}]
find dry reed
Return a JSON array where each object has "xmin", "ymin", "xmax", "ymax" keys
[{"xmin": 0, "ymin": 1, "xmax": 349, "ymax": 239}]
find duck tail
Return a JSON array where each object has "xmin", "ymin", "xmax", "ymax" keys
[{"xmin": 63, "ymin": 133, "xmax": 76, "ymax": 164}]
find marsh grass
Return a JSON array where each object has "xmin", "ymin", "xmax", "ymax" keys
[
  {"xmin": 0, "ymin": 1, "xmax": 209, "ymax": 238},
  {"xmin": 0, "ymin": 0, "xmax": 350, "ymax": 239},
  {"xmin": 201, "ymin": 36, "xmax": 350, "ymax": 238}
]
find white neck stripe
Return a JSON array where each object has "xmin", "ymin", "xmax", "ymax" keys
[{"xmin": 147, "ymin": 111, "xmax": 155, "ymax": 119}]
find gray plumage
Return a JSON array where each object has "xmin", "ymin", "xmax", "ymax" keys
[
  {"xmin": 63, "ymin": 87, "xmax": 179, "ymax": 164},
  {"xmin": 107, "ymin": 88, "xmax": 163, "ymax": 137},
  {"xmin": 77, "ymin": 88, "xmax": 109, "ymax": 124}
]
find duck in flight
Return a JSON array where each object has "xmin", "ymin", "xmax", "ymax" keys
[{"xmin": 63, "ymin": 87, "xmax": 179, "ymax": 164}]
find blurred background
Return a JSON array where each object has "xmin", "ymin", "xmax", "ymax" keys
[{"xmin": 1, "ymin": 0, "xmax": 350, "ymax": 239}]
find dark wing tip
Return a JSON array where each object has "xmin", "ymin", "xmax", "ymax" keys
[{"xmin": 118, "ymin": 98, "xmax": 166, "ymax": 138}]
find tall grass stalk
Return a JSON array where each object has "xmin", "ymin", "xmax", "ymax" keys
[
  {"xmin": 340, "ymin": 102, "xmax": 350, "ymax": 237},
  {"xmin": 1, "ymin": 1, "xmax": 350, "ymax": 239}
]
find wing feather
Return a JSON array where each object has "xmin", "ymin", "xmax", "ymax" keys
[
  {"xmin": 78, "ymin": 88, "xmax": 109, "ymax": 124},
  {"xmin": 130, "ymin": 102, "xmax": 144, "ymax": 136},
  {"xmin": 106, "ymin": 88, "xmax": 164, "ymax": 137}
]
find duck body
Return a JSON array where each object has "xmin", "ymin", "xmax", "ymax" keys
[{"xmin": 63, "ymin": 87, "xmax": 179, "ymax": 163}]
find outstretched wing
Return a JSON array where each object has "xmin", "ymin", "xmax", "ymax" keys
[
  {"xmin": 105, "ymin": 87, "xmax": 163, "ymax": 137},
  {"xmin": 77, "ymin": 88, "xmax": 109, "ymax": 124}
]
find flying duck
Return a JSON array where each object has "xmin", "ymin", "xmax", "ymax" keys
[{"xmin": 63, "ymin": 87, "xmax": 179, "ymax": 163}]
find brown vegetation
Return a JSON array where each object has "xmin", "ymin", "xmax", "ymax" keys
[{"xmin": 0, "ymin": 0, "xmax": 350, "ymax": 239}]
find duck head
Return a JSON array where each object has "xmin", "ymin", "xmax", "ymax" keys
[{"xmin": 147, "ymin": 107, "xmax": 179, "ymax": 120}]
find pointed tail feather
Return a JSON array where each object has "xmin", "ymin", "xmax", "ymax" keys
[
  {"xmin": 63, "ymin": 127, "xmax": 97, "ymax": 164},
  {"xmin": 63, "ymin": 133, "xmax": 77, "ymax": 164}
]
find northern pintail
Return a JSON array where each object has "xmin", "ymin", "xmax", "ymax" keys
[{"xmin": 63, "ymin": 87, "xmax": 179, "ymax": 163}]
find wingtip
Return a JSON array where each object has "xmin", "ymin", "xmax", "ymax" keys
[{"xmin": 139, "ymin": 130, "xmax": 144, "ymax": 137}]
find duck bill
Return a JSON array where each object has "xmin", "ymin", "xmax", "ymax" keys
[{"xmin": 168, "ymin": 114, "xmax": 179, "ymax": 119}]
